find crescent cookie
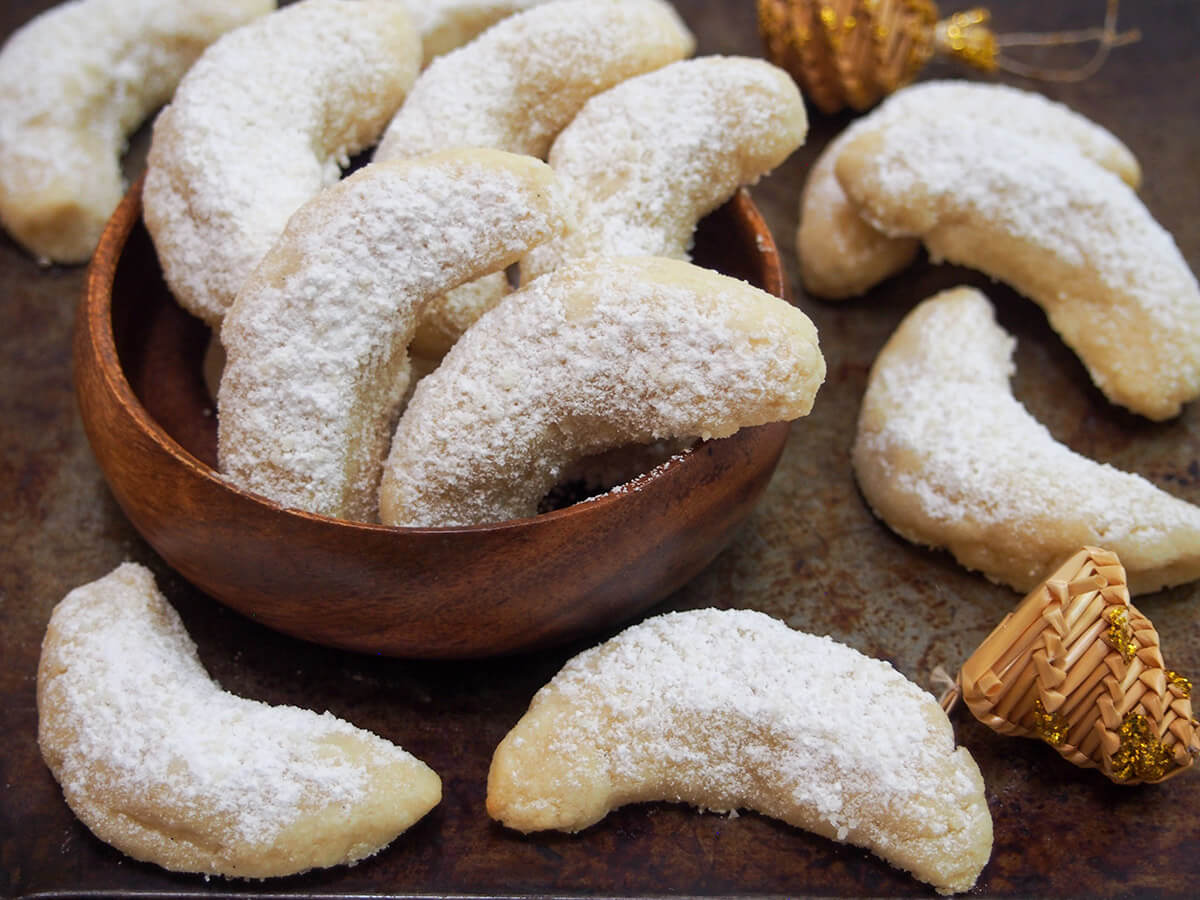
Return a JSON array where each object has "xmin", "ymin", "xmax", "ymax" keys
[
  {"xmin": 835, "ymin": 115, "xmax": 1200, "ymax": 420},
  {"xmin": 218, "ymin": 149, "xmax": 572, "ymax": 523},
  {"xmin": 852, "ymin": 286, "xmax": 1200, "ymax": 595},
  {"xmin": 374, "ymin": 0, "xmax": 693, "ymax": 357},
  {"xmin": 797, "ymin": 80, "xmax": 1141, "ymax": 300},
  {"xmin": 143, "ymin": 0, "xmax": 420, "ymax": 325},
  {"xmin": 408, "ymin": 0, "xmax": 553, "ymax": 63},
  {"xmin": 37, "ymin": 563, "xmax": 441, "ymax": 878},
  {"xmin": 374, "ymin": 0, "xmax": 693, "ymax": 164},
  {"xmin": 520, "ymin": 56, "xmax": 807, "ymax": 284},
  {"xmin": 378, "ymin": 256, "xmax": 825, "ymax": 528},
  {"xmin": 0, "ymin": 0, "xmax": 273, "ymax": 264},
  {"xmin": 487, "ymin": 607, "xmax": 993, "ymax": 896}
]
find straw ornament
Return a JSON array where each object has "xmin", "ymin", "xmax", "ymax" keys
[
  {"xmin": 757, "ymin": 0, "xmax": 1140, "ymax": 114},
  {"xmin": 942, "ymin": 547, "xmax": 1198, "ymax": 785}
]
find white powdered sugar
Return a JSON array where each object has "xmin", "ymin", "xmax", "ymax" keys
[
  {"xmin": 373, "ymin": 0, "xmax": 694, "ymax": 163},
  {"xmin": 142, "ymin": 0, "xmax": 420, "ymax": 325},
  {"xmin": 492, "ymin": 608, "xmax": 991, "ymax": 893},
  {"xmin": 844, "ymin": 118, "xmax": 1176, "ymax": 322},
  {"xmin": 836, "ymin": 107, "xmax": 1200, "ymax": 419},
  {"xmin": 379, "ymin": 256, "xmax": 824, "ymax": 527},
  {"xmin": 549, "ymin": 609, "xmax": 955, "ymax": 805},
  {"xmin": 862, "ymin": 80, "xmax": 1141, "ymax": 186},
  {"xmin": 217, "ymin": 150, "xmax": 570, "ymax": 522},
  {"xmin": 0, "ymin": 0, "xmax": 272, "ymax": 263},
  {"xmin": 797, "ymin": 78, "xmax": 1141, "ymax": 298},
  {"xmin": 865, "ymin": 291, "xmax": 1193, "ymax": 527},
  {"xmin": 853, "ymin": 287, "xmax": 1200, "ymax": 592},
  {"xmin": 521, "ymin": 55, "xmax": 806, "ymax": 281},
  {"xmin": 39, "ymin": 563, "xmax": 387, "ymax": 849}
]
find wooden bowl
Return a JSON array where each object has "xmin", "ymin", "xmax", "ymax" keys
[{"xmin": 74, "ymin": 177, "xmax": 793, "ymax": 659}]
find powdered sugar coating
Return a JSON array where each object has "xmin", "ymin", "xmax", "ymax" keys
[
  {"xmin": 853, "ymin": 287, "xmax": 1200, "ymax": 594},
  {"xmin": 37, "ymin": 563, "xmax": 441, "ymax": 877},
  {"xmin": 373, "ymin": 0, "xmax": 693, "ymax": 356},
  {"xmin": 836, "ymin": 112, "xmax": 1200, "ymax": 420},
  {"xmin": 407, "ymin": 0, "xmax": 552, "ymax": 63},
  {"xmin": 373, "ymin": 0, "xmax": 694, "ymax": 164},
  {"xmin": 0, "ymin": 0, "xmax": 273, "ymax": 264},
  {"xmin": 487, "ymin": 607, "xmax": 992, "ymax": 895},
  {"xmin": 798, "ymin": 79, "xmax": 1141, "ymax": 299},
  {"xmin": 143, "ymin": 0, "xmax": 419, "ymax": 325},
  {"xmin": 218, "ymin": 149, "xmax": 571, "ymax": 522},
  {"xmin": 378, "ymin": 256, "xmax": 825, "ymax": 527},
  {"xmin": 520, "ymin": 56, "xmax": 807, "ymax": 283}
]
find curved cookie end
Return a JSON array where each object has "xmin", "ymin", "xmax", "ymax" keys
[
  {"xmin": 0, "ymin": 174, "xmax": 113, "ymax": 265},
  {"xmin": 487, "ymin": 693, "xmax": 614, "ymax": 834}
]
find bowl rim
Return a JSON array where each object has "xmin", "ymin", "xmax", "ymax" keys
[{"xmin": 82, "ymin": 174, "xmax": 788, "ymax": 538}]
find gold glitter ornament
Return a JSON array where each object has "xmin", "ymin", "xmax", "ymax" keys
[
  {"xmin": 1168, "ymin": 671, "xmax": 1193, "ymax": 697},
  {"xmin": 757, "ymin": 0, "xmax": 1140, "ymax": 115},
  {"xmin": 1106, "ymin": 606, "xmax": 1138, "ymax": 665},
  {"xmin": 942, "ymin": 547, "xmax": 1199, "ymax": 785},
  {"xmin": 1112, "ymin": 713, "xmax": 1176, "ymax": 783},
  {"xmin": 1031, "ymin": 698, "xmax": 1069, "ymax": 747}
]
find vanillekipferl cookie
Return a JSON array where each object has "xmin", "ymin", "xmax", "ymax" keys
[
  {"xmin": 852, "ymin": 286, "xmax": 1200, "ymax": 595},
  {"xmin": 217, "ymin": 149, "xmax": 572, "ymax": 522},
  {"xmin": 37, "ymin": 563, "xmax": 441, "ymax": 878},
  {"xmin": 0, "ymin": 0, "xmax": 273, "ymax": 264},
  {"xmin": 796, "ymin": 80, "xmax": 1141, "ymax": 300},
  {"xmin": 378, "ymin": 256, "xmax": 825, "ymax": 528},
  {"xmin": 373, "ymin": 0, "xmax": 694, "ymax": 164},
  {"xmin": 833, "ymin": 107, "xmax": 1200, "ymax": 420},
  {"xmin": 143, "ymin": 0, "xmax": 421, "ymax": 326},
  {"xmin": 487, "ymin": 607, "xmax": 992, "ymax": 895},
  {"xmin": 373, "ymin": 0, "xmax": 695, "ymax": 359},
  {"xmin": 520, "ymin": 55, "xmax": 807, "ymax": 284}
]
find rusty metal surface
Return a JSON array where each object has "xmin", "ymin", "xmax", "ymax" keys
[{"xmin": 2, "ymin": 0, "xmax": 1198, "ymax": 897}]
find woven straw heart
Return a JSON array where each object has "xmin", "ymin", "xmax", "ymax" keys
[{"xmin": 952, "ymin": 547, "xmax": 1198, "ymax": 784}]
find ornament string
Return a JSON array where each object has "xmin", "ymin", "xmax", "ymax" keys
[
  {"xmin": 938, "ymin": 0, "xmax": 1141, "ymax": 83},
  {"xmin": 758, "ymin": 0, "xmax": 1143, "ymax": 114}
]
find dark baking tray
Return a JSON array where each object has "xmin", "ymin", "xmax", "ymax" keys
[{"xmin": 2, "ymin": 0, "xmax": 1198, "ymax": 897}]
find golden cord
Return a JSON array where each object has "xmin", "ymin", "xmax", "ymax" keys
[{"xmin": 991, "ymin": 0, "xmax": 1141, "ymax": 82}]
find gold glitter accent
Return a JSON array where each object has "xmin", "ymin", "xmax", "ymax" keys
[
  {"xmin": 759, "ymin": 0, "xmax": 1137, "ymax": 115},
  {"xmin": 1111, "ymin": 713, "xmax": 1175, "ymax": 782},
  {"xmin": 1105, "ymin": 606, "xmax": 1137, "ymax": 664},
  {"xmin": 1032, "ymin": 698, "xmax": 1069, "ymax": 746},
  {"xmin": 938, "ymin": 8, "xmax": 997, "ymax": 70},
  {"xmin": 1168, "ymin": 671, "xmax": 1193, "ymax": 697}
]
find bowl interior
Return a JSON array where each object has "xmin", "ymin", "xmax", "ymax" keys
[
  {"xmin": 110, "ymin": 209, "xmax": 217, "ymax": 466},
  {"xmin": 80, "ymin": 182, "xmax": 792, "ymax": 658}
]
